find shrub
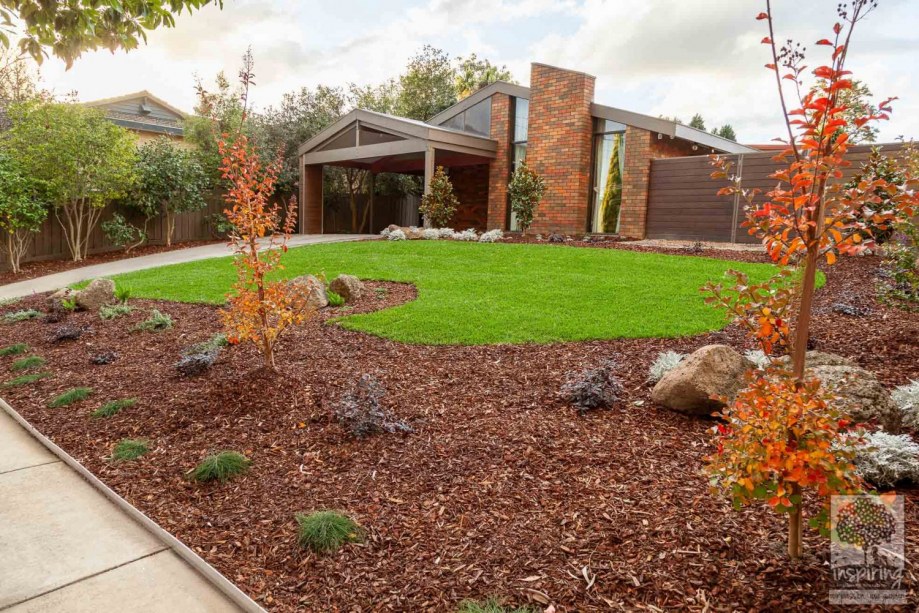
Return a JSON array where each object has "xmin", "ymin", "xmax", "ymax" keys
[
  {"xmin": 90, "ymin": 351, "xmax": 118, "ymax": 365},
  {"xmin": 205, "ymin": 212, "xmax": 235, "ymax": 239},
  {"xmin": 327, "ymin": 291, "xmax": 345, "ymax": 307},
  {"xmin": 11, "ymin": 355, "xmax": 45, "ymax": 371},
  {"xmin": 647, "ymin": 350, "xmax": 685, "ymax": 383},
  {"xmin": 92, "ymin": 398, "xmax": 136, "ymax": 418},
  {"xmin": 452, "ymin": 228, "xmax": 478, "ymax": 242},
  {"xmin": 183, "ymin": 333, "xmax": 229, "ymax": 356},
  {"xmin": 422, "ymin": 228, "xmax": 440, "ymax": 240},
  {"xmin": 2, "ymin": 309, "xmax": 42, "ymax": 324},
  {"xmin": 3, "ymin": 371, "xmax": 51, "ymax": 387},
  {"xmin": 189, "ymin": 451, "xmax": 251, "ymax": 483},
  {"xmin": 457, "ymin": 598, "xmax": 537, "ymax": 613},
  {"xmin": 112, "ymin": 439, "xmax": 150, "ymax": 462},
  {"xmin": 387, "ymin": 228, "xmax": 406, "ymax": 241},
  {"xmin": 507, "ymin": 161, "xmax": 546, "ymax": 235},
  {"xmin": 478, "ymin": 229, "xmax": 503, "ymax": 243},
  {"xmin": 879, "ymin": 219, "xmax": 919, "ymax": 311},
  {"xmin": 134, "ymin": 309, "xmax": 173, "ymax": 332},
  {"xmin": 99, "ymin": 303, "xmax": 133, "ymax": 320},
  {"xmin": 49, "ymin": 387, "xmax": 93, "ymax": 408},
  {"xmin": 334, "ymin": 374, "xmax": 412, "ymax": 438},
  {"xmin": 295, "ymin": 511, "xmax": 363, "ymax": 553},
  {"xmin": 419, "ymin": 166, "xmax": 459, "ymax": 228},
  {"xmin": 844, "ymin": 147, "xmax": 906, "ymax": 244},
  {"xmin": 560, "ymin": 359, "xmax": 623, "ymax": 414},
  {"xmin": 855, "ymin": 432, "xmax": 919, "ymax": 488},
  {"xmin": 175, "ymin": 350, "xmax": 218, "ymax": 377},
  {"xmin": 743, "ymin": 349, "xmax": 772, "ymax": 370},
  {"xmin": 0, "ymin": 343, "xmax": 29, "ymax": 356},
  {"xmin": 894, "ymin": 380, "xmax": 919, "ymax": 430},
  {"xmin": 49, "ymin": 324, "xmax": 85, "ymax": 343},
  {"xmin": 101, "ymin": 213, "xmax": 145, "ymax": 252},
  {"xmin": 437, "ymin": 227, "xmax": 455, "ymax": 239},
  {"xmin": 0, "ymin": 151, "xmax": 49, "ymax": 274}
]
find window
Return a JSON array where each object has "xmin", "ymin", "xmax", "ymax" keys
[
  {"xmin": 509, "ymin": 97, "xmax": 529, "ymax": 231},
  {"xmin": 590, "ymin": 119, "xmax": 626, "ymax": 233},
  {"xmin": 439, "ymin": 98, "xmax": 492, "ymax": 136}
]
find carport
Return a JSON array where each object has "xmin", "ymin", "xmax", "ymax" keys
[{"xmin": 297, "ymin": 109, "xmax": 498, "ymax": 233}]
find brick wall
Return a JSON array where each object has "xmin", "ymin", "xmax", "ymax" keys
[
  {"xmin": 449, "ymin": 164, "xmax": 489, "ymax": 231},
  {"xmin": 486, "ymin": 93, "xmax": 512, "ymax": 229},
  {"xmin": 618, "ymin": 128, "xmax": 699, "ymax": 239},
  {"xmin": 526, "ymin": 63, "xmax": 595, "ymax": 235}
]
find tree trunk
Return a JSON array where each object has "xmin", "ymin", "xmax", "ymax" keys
[
  {"xmin": 166, "ymin": 212, "xmax": 175, "ymax": 247},
  {"xmin": 6, "ymin": 233, "xmax": 19, "ymax": 274}
]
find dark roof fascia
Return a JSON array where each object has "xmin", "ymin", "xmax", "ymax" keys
[{"xmin": 107, "ymin": 118, "xmax": 184, "ymax": 136}]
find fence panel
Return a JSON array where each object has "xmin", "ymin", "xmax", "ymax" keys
[{"xmin": 646, "ymin": 143, "xmax": 904, "ymax": 243}]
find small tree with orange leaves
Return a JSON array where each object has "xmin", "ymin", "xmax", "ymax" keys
[
  {"xmin": 218, "ymin": 50, "xmax": 315, "ymax": 370},
  {"xmin": 703, "ymin": 0, "xmax": 918, "ymax": 559},
  {"xmin": 220, "ymin": 136, "xmax": 313, "ymax": 370}
]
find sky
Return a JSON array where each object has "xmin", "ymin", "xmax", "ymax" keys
[{"xmin": 35, "ymin": 0, "xmax": 919, "ymax": 144}]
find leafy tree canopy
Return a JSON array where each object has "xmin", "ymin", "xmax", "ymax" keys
[
  {"xmin": 395, "ymin": 45, "xmax": 457, "ymax": 121},
  {"xmin": 0, "ymin": 0, "xmax": 221, "ymax": 68},
  {"xmin": 455, "ymin": 53, "xmax": 515, "ymax": 99},
  {"xmin": 811, "ymin": 78, "xmax": 879, "ymax": 143},
  {"xmin": 712, "ymin": 124, "xmax": 737, "ymax": 141},
  {"xmin": 689, "ymin": 113, "xmax": 706, "ymax": 130}
]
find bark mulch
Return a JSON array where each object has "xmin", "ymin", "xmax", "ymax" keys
[
  {"xmin": 0, "ymin": 255, "xmax": 916, "ymax": 612},
  {"xmin": 0, "ymin": 239, "xmax": 223, "ymax": 286}
]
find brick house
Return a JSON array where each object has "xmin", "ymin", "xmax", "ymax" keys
[{"xmin": 298, "ymin": 63, "xmax": 755, "ymax": 238}]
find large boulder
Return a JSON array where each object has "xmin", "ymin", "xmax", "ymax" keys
[
  {"xmin": 290, "ymin": 275, "xmax": 328, "ymax": 310},
  {"xmin": 652, "ymin": 345, "xmax": 753, "ymax": 416},
  {"xmin": 74, "ymin": 279, "xmax": 115, "ymax": 311},
  {"xmin": 329, "ymin": 274, "xmax": 364, "ymax": 303}
]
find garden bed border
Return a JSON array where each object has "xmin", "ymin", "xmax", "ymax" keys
[{"xmin": 0, "ymin": 396, "xmax": 266, "ymax": 613}]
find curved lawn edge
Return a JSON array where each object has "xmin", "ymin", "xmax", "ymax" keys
[{"xmin": 103, "ymin": 240, "xmax": 781, "ymax": 346}]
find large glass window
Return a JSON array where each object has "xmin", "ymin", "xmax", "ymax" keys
[
  {"xmin": 439, "ymin": 98, "xmax": 492, "ymax": 136},
  {"xmin": 590, "ymin": 119, "xmax": 626, "ymax": 233},
  {"xmin": 509, "ymin": 97, "xmax": 529, "ymax": 231}
]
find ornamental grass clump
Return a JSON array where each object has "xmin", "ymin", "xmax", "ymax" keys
[
  {"xmin": 190, "ymin": 451, "xmax": 251, "ymax": 483},
  {"xmin": 0, "ymin": 343, "xmax": 28, "ymax": 356},
  {"xmin": 295, "ymin": 511, "xmax": 363, "ymax": 553},
  {"xmin": 112, "ymin": 439, "xmax": 149, "ymax": 461},
  {"xmin": 560, "ymin": 359, "xmax": 623, "ymax": 414},
  {"xmin": 92, "ymin": 398, "xmax": 136, "ymax": 418},
  {"xmin": 10, "ymin": 355, "xmax": 45, "ymax": 371},
  {"xmin": 854, "ymin": 431, "xmax": 919, "ymax": 488},
  {"xmin": 457, "ymin": 598, "xmax": 537, "ymax": 613},
  {"xmin": 647, "ymin": 350, "xmax": 685, "ymax": 383},
  {"xmin": 49, "ymin": 386, "xmax": 92, "ymax": 408},
  {"xmin": 334, "ymin": 374, "xmax": 412, "ymax": 438},
  {"xmin": 3, "ymin": 371, "xmax": 50, "ymax": 387}
]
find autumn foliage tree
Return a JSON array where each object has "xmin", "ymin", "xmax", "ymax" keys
[
  {"xmin": 219, "ymin": 53, "xmax": 315, "ymax": 370},
  {"xmin": 703, "ymin": 0, "xmax": 918, "ymax": 559}
]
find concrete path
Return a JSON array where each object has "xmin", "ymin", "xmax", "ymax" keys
[
  {"xmin": 0, "ymin": 234, "xmax": 372, "ymax": 300},
  {"xmin": 0, "ymin": 405, "xmax": 259, "ymax": 612}
]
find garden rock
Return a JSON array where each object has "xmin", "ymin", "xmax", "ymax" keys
[
  {"xmin": 652, "ymin": 344, "xmax": 753, "ymax": 416},
  {"xmin": 777, "ymin": 351, "xmax": 900, "ymax": 432},
  {"xmin": 47, "ymin": 287, "xmax": 76, "ymax": 309},
  {"xmin": 291, "ymin": 275, "xmax": 328, "ymax": 309},
  {"xmin": 75, "ymin": 278, "xmax": 115, "ymax": 311},
  {"xmin": 330, "ymin": 274, "xmax": 364, "ymax": 303}
]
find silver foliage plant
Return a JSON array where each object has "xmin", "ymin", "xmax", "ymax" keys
[
  {"xmin": 892, "ymin": 380, "xmax": 919, "ymax": 429},
  {"xmin": 854, "ymin": 431, "xmax": 919, "ymax": 488},
  {"xmin": 647, "ymin": 350, "xmax": 686, "ymax": 383},
  {"xmin": 335, "ymin": 374, "xmax": 412, "ymax": 438}
]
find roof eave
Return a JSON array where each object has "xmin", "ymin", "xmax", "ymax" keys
[{"xmin": 428, "ymin": 81, "xmax": 530, "ymax": 125}]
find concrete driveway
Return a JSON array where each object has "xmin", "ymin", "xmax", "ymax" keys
[{"xmin": 0, "ymin": 234, "xmax": 372, "ymax": 301}]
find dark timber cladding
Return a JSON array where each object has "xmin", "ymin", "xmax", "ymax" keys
[{"xmin": 645, "ymin": 143, "xmax": 905, "ymax": 243}]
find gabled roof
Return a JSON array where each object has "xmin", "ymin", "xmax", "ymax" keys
[
  {"xmin": 84, "ymin": 90, "xmax": 189, "ymax": 119},
  {"xmin": 298, "ymin": 108, "xmax": 497, "ymax": 166},
  {"xmin": 428, "ymin": 81, "xmax": 756, "ymax": 155}
]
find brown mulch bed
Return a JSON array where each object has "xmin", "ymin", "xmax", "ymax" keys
[
  {"xmin": 0, "ymin": 239, "xmax": 223, "ymax": 286},
  {"xmin": 0, "ymin": 256, "xmax": 917, "ymax": 611}
]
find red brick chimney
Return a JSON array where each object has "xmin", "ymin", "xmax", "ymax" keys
[{"xmin": 526, "ymin": 63, "xmax": 595, "ymax": 235}]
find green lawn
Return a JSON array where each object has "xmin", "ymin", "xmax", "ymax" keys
[{"xmin": 106, "ymin": 240, "xmax": 776, "ymax": 345}]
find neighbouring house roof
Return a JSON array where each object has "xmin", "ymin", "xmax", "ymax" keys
[
  {"xmin": 84, "ymin": 90, "xmax": 187, "ymax": 137},
  {"xmin": 299, "ymin": 108, "xmax": 497, "ymax": 171},
  {"xmin": 428, "ymin": 80, "xmax": 757, "ymax": 155}
]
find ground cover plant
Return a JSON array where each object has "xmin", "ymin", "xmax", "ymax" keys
[
  {"xmin": 133, "ymin": 309, "xmax": 173, "ymax": 332},
  {"xmin": 106, "ymin": 240, "xmax": 776, "ymax": 345},
  {"xmin": 91, "ymin": 398, "xmax": 136, "ymax": 419},
  {"xmin": 3, "ymin": 371, "xmax": 50, "ymax": 387},
  {"xmin": 189, "ymin": 451, "xmax": 251, "ymax": 483},
  {"xmin": 0, "ymin": 342, "xmax": 28, "ymax": 356},
  {"xmin": 10, "ymin": 355, "xmax": 45, "ymax": 371}
]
